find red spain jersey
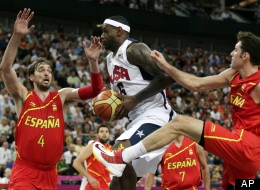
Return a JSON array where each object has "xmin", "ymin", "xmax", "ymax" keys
[
  {"xmin": 86, "ymin": 140, "xmax": 112, "ymax": 187},
  {"xmin": 230, "ymin": 68, "xmax": 260, "ymax": 135},
  {"xmin": 161, "ymin": 137, "xmax": 201, "ymax": 190},
  {"xmin": 15, "ymin": 91, "xmax": 65, "ymax": 169}
]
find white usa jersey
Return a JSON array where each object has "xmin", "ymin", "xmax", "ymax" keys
[{"xmin": 106, "ymin": 39, "xmax": 172, "ymax": 121}]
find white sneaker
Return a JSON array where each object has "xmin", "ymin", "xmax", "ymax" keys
[{"xmin": 93, "ymin": 141, "xmax": 126, "ymax": 177}]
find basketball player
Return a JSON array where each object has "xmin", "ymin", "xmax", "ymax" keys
[
  {"xmin": 147, "ymin": 135, "xmax": 210, "ymax": 190},
  {"xmin": 0, "ymin": 8, "xmax": 103, "ymax": 189},
  {"xmin": 93, "ymin": 15, "xmax": 176, "ymax": 189},
  {"xmin": 93, "ymin": 31, "xmax": 260, "ymax": 190},
  {"xmin": 73, "ymin": 125, "xmax": 112, "ymax": 190}
]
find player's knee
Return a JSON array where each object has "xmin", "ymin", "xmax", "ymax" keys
[{"xmin": 168, "ymin": 114, "xmax": 186, "ymax": 133}]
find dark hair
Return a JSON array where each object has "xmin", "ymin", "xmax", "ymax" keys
[
  {"xmin": 27, "ymin": 57, "xmax": 52, "ymax": 88},
  {"xmin": 237, "ymin": 31, "xmax": 260, "ymax": 65},
  {"xmin": 96, "ymin": 124, "xmax": 110, "ymax": 133},
  {"xmin": 108, "ymin": 15, "xmax": 130, "ymax": 28}
]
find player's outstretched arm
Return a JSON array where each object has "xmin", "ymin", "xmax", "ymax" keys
[
  {"xmin": 0, "ymin": 8, "xmax": 34, "ymax": 109},
  {"xmin": 151, "ymin": 50, "xmax": 231, "ymax": 92}
]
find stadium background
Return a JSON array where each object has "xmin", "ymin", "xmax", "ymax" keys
[{"xmin": 1, "ymin": 0, "xmax": 260, "ymax": 53}]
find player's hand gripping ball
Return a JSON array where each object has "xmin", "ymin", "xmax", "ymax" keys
[{"xmin": 92, "ymin": 90, "xmax": 122, "ymax": 122}]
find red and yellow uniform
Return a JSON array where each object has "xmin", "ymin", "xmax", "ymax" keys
[
  {"xmin": 85, "ymin": 140, "xmax": 112, "ymax": 190},
  {"xmin": 161, "ymin": 136, "xmax": 201, "ymax": 190},
  {"xmin": 9, "ymin": 91, "xmax": 65, "ymax": 189},
  {"xmin": 204, "ymin": 69, "xmax": 260, "ymax": 189}
]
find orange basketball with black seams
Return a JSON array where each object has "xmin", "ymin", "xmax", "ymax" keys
[{"xmin": 92, "ymin": 90, "xmax": 122, "ymax": 122}]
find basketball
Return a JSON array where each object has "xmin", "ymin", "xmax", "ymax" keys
[{"xmin": 92, "ymin": 90, "xmax": 122, "ymax": 122}]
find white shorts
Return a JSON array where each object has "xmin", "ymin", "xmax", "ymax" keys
[{"xmin": 116, "ymin": 109, "xmax": 176, "ymax": 177}]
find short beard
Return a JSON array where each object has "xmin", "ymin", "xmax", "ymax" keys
[
  {"xmin": 99, "ymin": 138, "xmax": 109, "ymax": 144},
  {"xmin": 36, "ymin": 82, "xmax": 50, "ymax": 92}
]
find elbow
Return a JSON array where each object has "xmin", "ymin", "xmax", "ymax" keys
[
  {"xmin": 72, "ymin": 159, "xmax": 78, "ymax": 168},
  {"xmin": 189, "ymin": 83, "xmax": 204, "ymax": 93},
  {"xmin": 187, "ymin": 86, "xmax": 200, "ymax": 93}
]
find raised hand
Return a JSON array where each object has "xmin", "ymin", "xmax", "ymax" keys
[
  {"xmin": 82, "ymin": 36, "xmax": 102, "ymax": 64},
  {"xmin": 14, "ymin": 8, "xmax": 35, "ymax": 36}
]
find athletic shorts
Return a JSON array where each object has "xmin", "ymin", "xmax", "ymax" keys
[
  {"xmin": 9, "ymin": 160, "xmax": 57, "ymax": 190},
  {"xmin": 204, "ymin": 121, "xmax": 260, "ymax": 187},
  {"xmin": 117, "ymin": 110, "xmax": 176, "ymax": 177}
]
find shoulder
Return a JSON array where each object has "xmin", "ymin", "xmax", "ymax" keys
[
  {"xmin": 220, "ymin": 68, "xmax": 237, "ymax": 80},
  {"xmin": 127, "ymin": 42, "xmax": 150, "ymax": 52},
  {"xmin": 126, "ymin": 42, "xmax": 152, "ymax": 65}
]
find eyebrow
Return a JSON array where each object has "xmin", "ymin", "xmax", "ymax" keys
[{"xmin": 36, "ymin": 64, "xmax": 52, "ymax": 70}]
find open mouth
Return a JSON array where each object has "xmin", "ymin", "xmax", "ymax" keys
[{"xmin": 43, "ymin": 78, "xmax": 50, "ymax": 83}]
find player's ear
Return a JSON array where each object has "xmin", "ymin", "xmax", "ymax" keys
[
  {"xmin": 116, "ymin": 27, "xmax": 124, "ymax": 36},
  {"xmin": 28, "ymin": 74, "xmax": 34, "ymax": 82}
]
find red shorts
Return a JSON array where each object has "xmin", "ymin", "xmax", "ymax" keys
[
  {"xmin": 9, "ymin": 160, "xmax": 57, "ymax": 190},
  {"xmin": 204, "ymin": 122, "xmax": 260, "ymax": 188}
]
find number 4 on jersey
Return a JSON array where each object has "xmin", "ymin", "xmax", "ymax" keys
[{"xmin": 38, "ymin": 135, "xmax": 45, "ymax": 147}]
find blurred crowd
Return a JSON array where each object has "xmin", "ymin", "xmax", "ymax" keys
[
  {"xmin": 0, "ymin": 10, "xmax": 260, "ymax": 187},
  {"xmin": 90, "ymin": 0, "xmax": 260, "ymax": 23}
]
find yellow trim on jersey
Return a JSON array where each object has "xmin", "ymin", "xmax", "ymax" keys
[
  {"xmin": 205, "ymin": 129, "xmax": 244, "ymax": 142},
  {"xmin": 88, "ymin": 169, "xmax": 109, "ymax": 183},
  {"xmin": 25, "ymin": 91, "xmax": 33, "ymax": 100},
  {"xmin": 230, "ymin": 72, "xmax": 239, "ymax": 81},
  {"xmin": 17, "ymin": 93, "xmax": 59, "ymax": 126},
  {"xmin": 163, "ymin": 142, "xmax": 196, "ymax": 164},
  {"xmin": 248, "ymin": 82, "xmax": 256, "ymax": 85}
]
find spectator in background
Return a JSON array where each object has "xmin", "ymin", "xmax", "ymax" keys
[
  {"xmin": 77, "ymin": 65, "xmax": 90, "ymax": 80},
  {"xmin": 0, "ymin": 141, "xmax": 12, "ymax": 169},
  {"xmin": 0, "ymin": 94, "xmax": 15, "ymax": 118},
  {"xmin": 66, "ymin": 116, "xmax": 77, "ymax": 131},
  {"xmin": 67, "ymin": 69, "xmax": 81, "ymax": 88},
  {"xmin": 0, "ymin": 134, "xmax": 8, "ymax": 147},
  {"xmin": 64, "ymin": 143, "xmax": 78, "ymax": 165},
  {"xmin": 85, "ymin": 130, "xmax": 97, "ymax": 144},
  {"xmin": 17, "ymin": 67, "xmax": 26, "ymax": 84},
  {"xmin": 64, "ymin": 156, "xmax": 79, "ymax": 176},
  {"xmin": 0, "ymin": 117, "xmax": 10, "ymax": 135},
  {"xmin": 74, "ymin": 137, "xmax": 85, "ymax": 155},
  {"xmin": 82, "ymin": 122, "xmax": 92, "ymax": 134},
  {"xmin": 64, "ymin": 129, "xmax": 74, "ymax": 151},
  {"xmin": 3, "ymin": 106, "xmax": 17, "ymax": 122},
  {"xmin": 0, "ymin": 168, "xmax": 11, "ymax": 184},
  {"xmin": 6, "ymin": 120, "xmax": 15, "ymax": 144},
  {"xmin": 57, "ymin": 154, "xmax": 69, "ymax": 175},
  {"xmin": 72, "ymin": 106, "xmax": 84, "ymax": 124},
  {"xmin": 80, "ymin": 74, "xmax": 91, "ymax": 88}
]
